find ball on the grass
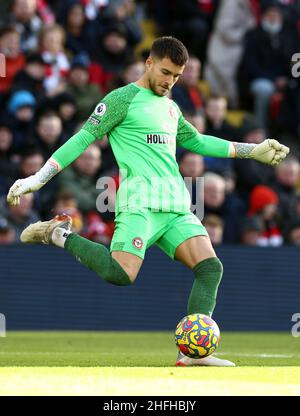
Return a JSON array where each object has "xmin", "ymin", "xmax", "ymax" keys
[{"xmin": 175, "ymin": 313, "xmax": 220, "ymax": 358}]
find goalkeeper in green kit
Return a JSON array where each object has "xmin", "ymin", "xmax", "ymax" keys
[{"xmin": 7, "ymin": 37, "xmax": 289, "ymax": 367}]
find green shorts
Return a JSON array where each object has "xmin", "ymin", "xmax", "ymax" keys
[{"xmin": 110, "ymin": 209, "xmax": 208, "ymax": 260}]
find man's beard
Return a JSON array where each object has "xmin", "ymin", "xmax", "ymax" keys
[{"xmin": 149, "ymin": 78, "xmax": 167, "ymax": 96}]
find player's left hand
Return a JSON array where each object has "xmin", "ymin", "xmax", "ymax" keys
[{"xmin": 250, "ymin": 139, "xmax": 290, "ymax": 166}]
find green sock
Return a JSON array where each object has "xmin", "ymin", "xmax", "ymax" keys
[
  {"xmin": 187, "ymin": 257, "xmax": 223, "ymax": 317},
  {"xmin": 65, "ymin": 234, "xmax": 132, "ymax": 286}
]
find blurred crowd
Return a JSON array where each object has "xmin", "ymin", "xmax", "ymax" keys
[{"xmin": 0, "ymin": 0, "xmax": 300, "ymax": 247}]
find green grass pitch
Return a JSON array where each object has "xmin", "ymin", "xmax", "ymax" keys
[{"xmin": 0, "ymin": 331, "xmax": 299, "ymax": 395}]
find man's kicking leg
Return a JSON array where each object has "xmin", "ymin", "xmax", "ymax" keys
[
  {"xmin": 174, "ymin": 235, "xmax": 235, "ymax": 367},
  {"xmin": 20, "ymin": 214, "xmax": 143, "ymax": 284}
]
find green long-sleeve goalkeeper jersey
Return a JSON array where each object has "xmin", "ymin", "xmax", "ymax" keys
[{"xmin": 52, "ymin": 83, "xmax": 231, "ymax": 214}]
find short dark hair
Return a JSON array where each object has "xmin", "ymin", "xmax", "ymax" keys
[
  {"xmin": 26, "ymin": 53, "xmax": 45, "ymax": 66},
  {"xmin": 0, "ymin": 25, "xmax": 19, "ymax": 39},
  {"xmin": 150, "ymin": 36, "xmax": 189, "ymax": 66}
]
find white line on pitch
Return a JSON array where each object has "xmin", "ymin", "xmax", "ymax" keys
[{"xmin": 215, "ymin": 353, "xmax": 296, "ymax": 358}]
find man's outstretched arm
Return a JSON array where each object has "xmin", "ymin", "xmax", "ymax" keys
[
  {"xmin": 7, "ymin": 128, "xmax": 97, "ymax": 205},
  {"xmin": 176, "ymin": 115, "xmax": 289, "ymax": 165},
  {"xmin": 7, "ymin": 85, "xmax": 140, "ymax": 206}
]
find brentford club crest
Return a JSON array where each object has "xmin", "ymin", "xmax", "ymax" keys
[{"xmin": 132, "ymin": 237, "xmax": 143, "ymax": 250}]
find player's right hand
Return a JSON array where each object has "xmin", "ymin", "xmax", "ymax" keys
[{"xmin": 7, "ymin": 177, "xmax": 44, "ymax": 206}]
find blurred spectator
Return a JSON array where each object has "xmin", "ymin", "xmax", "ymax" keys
[
  {"xmin": 84, "ymin": 210, "xmax": 113, "ymax": 245},
  {"xmin": 53, "ymin": 0, "xmax": 108, "ymax": 24},
  {"xmin": 0, "ymin": 117, "xmax": 17, "ymax": 194},
  {"xmin": 17, "ymin": 147, "xmax": 44, "ymax": 177},
  {"xmin": 179, "ymin": 151, "xmax": 205, "ymax": 179},
  {"xmin": 39, "ymin": 24, "xmax": 70, "ymax": 94},
  {"xmin": 0, "ymin": 117, "xmax": 14, "ymax": 162},
  {"xmin": 7, "ymin": 89, "xmax": 36, "ymax": 115},
  {"xmin": 12, "ymin": 53, "xmax": 47, "ymax": 101},
  {"xmin": 0, "ymin": 25, "xmax": 25, "ymax": 97},
  {"xmin": 68, "ymin": 0, "xmax": 109, "ymax": 22},
  {"xmin": 204, "ymin": 0, "xmax": 257, "ymax": 107},
  {"xmin": 234, "ymin": 115, "xmax": 275, "ymax": 198},
  {"xmin": 248, "ymin": 184, "xmax": 283, "ymax": 246},
  {"xmin": 6, "ymin": 90, "xmax": 36, "ymax": 152},
  {"xmin": 271, "ymin": 156, "xmax": 300, "ymax": 221},
  {"xmin": 172, "ymin": 55, "xmax": 204, "ymax": 113},
  {"xmin": 3, "ymin": 193, "xmax": 40, "ymax": 240},
  {"xmin": 110, "ymin": 58, "xmax": 144, "ymax": 89},
  {"xmin": 66, "ymin": 62, "xmax": 102, "ymax": 121},
  {"xmin": 58, "ymin": 144, "xmax": 102, "ymax": 213},
  {"xmin": 274, "ymin": 0, "xmax": 300, "ymax": 43},
  {"xmin": 179, "ymin": 151, "xmax": 205, "ymax": 206},
  {"xmin": 52, "ymin": 92, "xmax": 78, "ymax": 137},
  {"xmin": 90, "ymin": 24, "xmax": 135, "ymax": 92},
  {"xmin": 52, "ymin": 190, "xmax": 83, "ymax": 233},
  {"xmin": 223, "ymin": 170, "xmax": 237, "ymax": 195},
  {"xmin": 202, "ymin": 213, "xmax": 224, "ymax": 245},
  {"xmin": 64, "ymin": 2, "xmax": 95, "ymax": 60},
  {"xmin": 203, "ymin": 96, "xmax": 238, "ymax": 174},
  {"xmin": 7, "ymin": 0, "xmax": 43, "ymax": 53},
  {"xmin": 283, "ymin": 218, "xmax": 300, "ymax": 246},
  {"xmin": 205, "ymin": 96, "xmax": 238, "ymax": 139},
  {"xmin": 99, "ymin": 0, "xmax": 143, "ymax": 48},
  {"xmin": 184, "ymin": 110, "xmax": 206, "ymax": 134},
  {"xmin": 204, "ymin": 172, "xmax": 226, "ymax": 213},
  {"xmin": 276, "ymin": 75, "xmax": 300, "ymax": 144},
  {"xmin": 204, "ymin": 172, "xmax": 246, "ymax": 242},
  {"xmin": 170, "ymin": 0, "xmax": 220, "ymax": 62},
  {"xmin": 238, "ymin": 2, "xmax": 293, "ymax": 129},
  {"xmin": 0, "ymin": 216, "xmax": 16, "ymax": 244},
  {"xmin": 33, "ymin": 111, "xmax": 64, "ymax": 159},
  {"xmin": 239, "ymin": 216, "xmax": 263, "ymax": 246}
]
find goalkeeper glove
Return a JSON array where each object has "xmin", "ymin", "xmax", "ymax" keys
[
  {"xmin": 7, "ymin": 159, "xmax": 60, "ymax": 206},
  {"xmin": 235, "ymin": 139, "xmax": 290, "ymax": 165}
]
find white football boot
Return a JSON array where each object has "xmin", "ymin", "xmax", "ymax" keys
[
  {"xmin": 20, "ymin": 214, "xmax": 72, "ymax": 245},
  {"xmin": 175, "ymin": 352, "xmax": 235, "ymax": 367}
]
